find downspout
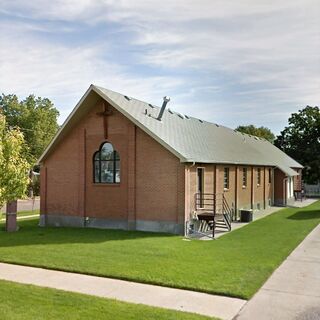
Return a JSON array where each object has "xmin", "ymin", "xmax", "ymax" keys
[
  {"xmin": 251, "ymin": 166, "xmax": 254, "ymax": 210},
  {"xmin": 235, "ymin": 166, "xmax": 238, "ymax": 221},
  {"xmin": 83, "ymin": 128, "xmax": 87, "ymax": 227},
  {"xmin": 263, "ymin": 167, "xmax": 266, "ymax": 209}
]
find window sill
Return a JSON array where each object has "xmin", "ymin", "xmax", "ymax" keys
[
  {"xmin": 223, "ymin": 188, "xmax": 229, "ymax": 192},
  {"xmin": 242, "ymin": 186, "xmax": 247, "ymax": 189},
  {"xmin": 92, "ymin": 183, "xmax": 121, "ymax": 187}
]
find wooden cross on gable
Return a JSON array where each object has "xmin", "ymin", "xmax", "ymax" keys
[{"xmin": 96, "ymin": 102, "xmax": 113, "ymax": 139}]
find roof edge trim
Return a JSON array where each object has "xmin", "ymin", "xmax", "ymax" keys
[
  {"xmin": 38, "ymin": 84, "xmax": 188, "ymax": 164},
  {"xmin": 38, "ymin": 84, "xmax": 96, "ymax": 164},
  {"xmin": 92, "ymin": 86, "xmax": 188, "ymax": 162}
]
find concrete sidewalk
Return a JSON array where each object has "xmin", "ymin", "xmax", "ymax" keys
[
  {"xmin": 0, "ymin": 263, "xmax": 246, "ymax": 320},
  {"xmin": 235, "ymin": 223, "xmax": 320, "ymax": 320}
]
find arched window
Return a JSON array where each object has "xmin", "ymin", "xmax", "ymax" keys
[{"xmin": 93, "ymin": 142, "xmax": 120, "ymax": 183}]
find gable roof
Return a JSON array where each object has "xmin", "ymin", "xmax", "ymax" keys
[{"xmin": 39, "ymin": 84, "xmax": 303, "ymax": 176}]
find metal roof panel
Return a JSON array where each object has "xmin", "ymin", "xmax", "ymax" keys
[{"xmin": 38, "ymin": 85, "xmax": 303, "ymax": 174}]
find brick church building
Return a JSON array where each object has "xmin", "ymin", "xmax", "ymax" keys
[{"xmin": 39, "ymin": 85, "xmax": 303, "ymax": 235}]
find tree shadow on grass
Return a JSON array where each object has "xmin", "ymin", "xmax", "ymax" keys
[
  {"xmin": 0, "ymin": 218, "xmax": 177, "ymax": 248},
  {"xmin": 287, "ymin": 210, "xmax": 320, "ymax": 220}
]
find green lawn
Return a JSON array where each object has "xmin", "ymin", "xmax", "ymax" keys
[
  {"xmin": 0, "ymin": 280, "xmax": 214, "ymax": 320},
  {"xmin": 0, "ymin": 201, "xmax": 319, "ymax": 299}
]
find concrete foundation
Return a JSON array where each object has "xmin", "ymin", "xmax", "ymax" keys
[
  {"xmin": 41, "ymin": 214, "xmax": 85, "ymax": 228},
  {"xmin": 274, "ymin": 196, "xmax": 295, "ymax": 207},
  {"xmin": 136, "ymin": 220, "xmax": 184, "ymax": 234},
  {"xmin": 40, "ymin": 214, "xmax": 183, "ymax": 234}
]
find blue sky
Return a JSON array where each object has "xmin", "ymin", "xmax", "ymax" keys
[{"xmin": 0, "ymin": 0, "xmax": 319, "ymax": 134}]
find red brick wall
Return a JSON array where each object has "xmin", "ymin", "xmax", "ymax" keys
[
  {"xmin": 135, "ymin": 127, "xmax": 185, "ymax": 224},
  {"xmin": 184, "ymin": 163, "xmax": 274, "ymax": 219},
  {"xmin": 274, "ymin": 168, "xmax": 286, "ymax": 205},
  {"xmin": 42, "ymin": 100, "xmax": 133, "ymax": 219},
  {"xmin": 40, "ymin": 95, "xmax": 283, "ymax": 230},
  {"xmin": 253, "ymin": 167, "xmax": 264, "ymax": 209},
  {"xmin": 41, "ymin": 124, "xmax": 82, "ymax": 216},
  {"xmin": 41, "ymin": 98, "xmax": 185, "ymax": 228},
  {"xmin": 265, "ymin": 167, "xmax": 273, "ymax": 206},
  {"xmin": 84, "ymin": 102, "xmax": 133, "ymax": 219},
  {"xmin": 188, "ymin": 164, "xmax": 215, "ymax": 216},
  {"xmin": 218, "ymin": 165, "xmax": 236, "ymax": 210},
  {"xmin": 293, "ymin": 168, "xmax": 302, "ymax": 190},
  {"xmin": 237, "ymin": 166, "xmax": 252, "ymax": 210}
]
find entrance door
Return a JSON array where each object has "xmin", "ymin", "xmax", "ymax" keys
[{"xmin": 197, "ymin": 168, "xmax": 204, "ymax": 208}]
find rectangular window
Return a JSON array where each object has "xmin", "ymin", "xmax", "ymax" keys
[
  {"xmin": 268, "ymin": 168, "xmax": 272, "ymax": 184},
  {"xmin": 242, "ymin": 167, "xmax": 247, "ymax": 187},
  {"xmin": 257, "ymin": 168, "xmax": 261, "ymax": 186},
  {"xmin": 224, "ymin": 167, "xmax": 229, "ymax": 190}
]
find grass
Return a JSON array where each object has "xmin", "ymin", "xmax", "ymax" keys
[
  {"xmin": 0, "ymin": 280, "xmax": 214, "ymax": 320},
  {"xmin": 0, "ymin": 201, "xmax": 319, "ymax": 299}
]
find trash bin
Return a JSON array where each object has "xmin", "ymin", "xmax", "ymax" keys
[{"xmin": 240, "ymin": 209, "xmax": 253, "ymax": 222}]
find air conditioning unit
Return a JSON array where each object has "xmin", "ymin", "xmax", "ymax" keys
[{"xmin": 240, "ymin": 209, "xmax": 253, "ymax": 222}]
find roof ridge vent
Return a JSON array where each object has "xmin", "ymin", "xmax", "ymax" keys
[
  {"xmin": 177, "ymin": 113, "xmax": 184, "ymax": 119},
  {"xmin": 157, "ymin": 96, "xmax": 170, "ymax": 121},
  {"xmin": 124, "ymin": 95, "xmax": 131, "ymax": 101}
]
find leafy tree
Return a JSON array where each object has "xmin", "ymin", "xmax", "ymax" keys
[
  {"xmin": 235, "ymin": 125, "xmax": 275, "ymax": 143},
  {"xmin": 0, "ymin": 94, "xmax": 59, "ymax": 165},
  {"xmin": 0, "ymin": 114, "xmax": 30, "ymax": 208},
  {"xmin": 275, "ymin": 106, "xmax": 320, "ymax": 184}
]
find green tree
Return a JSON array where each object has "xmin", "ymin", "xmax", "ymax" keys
[
  {"xmin": 0, "ymin": 94, "xmax": 59, "ymax": 165},
  {"xmin": 0, "ymin": 114, "xmax": 30, "ymax": 207},
  {"xmin": 275, "ymin": 106, "xmax": 320, "ymax": 184},
  {"xmin": 235, "ymin": 125, "xmax": 275, "ymax": 143}
]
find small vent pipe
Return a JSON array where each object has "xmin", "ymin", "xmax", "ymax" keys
[{"xmin": 157, "ymin": 96, "xmax": 170, "ymax": 121}]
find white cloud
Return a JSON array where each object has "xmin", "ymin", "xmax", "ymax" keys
[
  {"xmin": 0, "ymin": 18, "xmax": 185, "ymax": 122},
  {"xmin": 0, "ymin": 0, "xmax": 319, "ymax": 133}
]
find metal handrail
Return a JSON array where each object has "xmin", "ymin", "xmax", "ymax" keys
[{"xmin": 194, "ymin": 193, "xmax": 232, "ymax": 232}]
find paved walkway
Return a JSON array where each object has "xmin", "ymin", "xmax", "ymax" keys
[
  {"xmin": 0, "ymin": 199, "xmax": 317, "ymax": 319},
  {"xmin": 197, "ymin": 199, "xmax": 318, "ymax": 240},
  {"xmin": 0, "ymin": 198, "xmax": 40, "ymax": 213},
  {"xmin": 289, "ymin": 198, "xmax": 318, "ymax": 208},
  {"xmin": 235, "ymin": 223, "xmax": 320, "ymax": 320},
  {"xmin": 0, "ymin": 263, "xmax": 246, "ymax": 320},
  {"xmin": 0, "ymin": 214, "xmax": 39, "ymax": 222}
]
